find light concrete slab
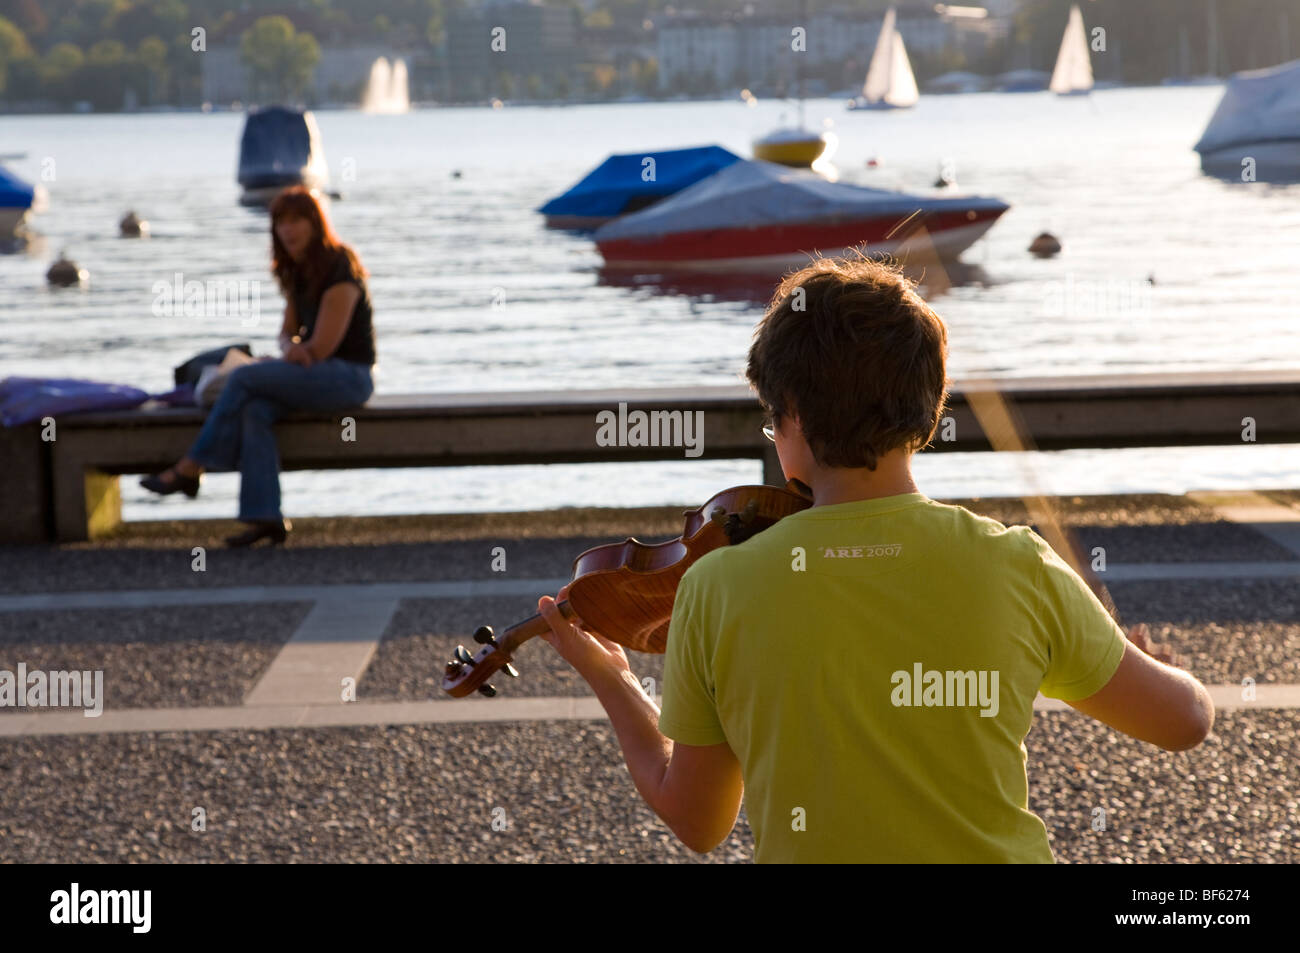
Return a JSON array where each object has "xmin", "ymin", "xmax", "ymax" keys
[
  {"xmin": 1, "ymin": 685, "xmax": 1297, "ymax": 738},
  {"xmin": 243, "ymin": 597, "xmax": 399, "ymax": 707},
  {"xmin": 0, "ymin": 695, "xmax": 612, "ymax": 737},
  {"xmin": 1187, "ymin": 490, "xmax": 1300, "ymax": 557},
  {"xmin": 1103, "ymin": 562, "xmax": 1299, "ymax": 582}
]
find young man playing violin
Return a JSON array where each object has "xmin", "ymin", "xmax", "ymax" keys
[{"xmin": 538, "ymin": 255, "xmax": 1214, "ymax": 863}]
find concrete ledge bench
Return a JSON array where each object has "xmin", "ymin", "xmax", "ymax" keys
[{"xmin": 2, "ymin": 370, "xmax": 1298, "ymax": 544}]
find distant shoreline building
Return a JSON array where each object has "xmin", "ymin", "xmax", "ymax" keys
[
  {"xmin": 655, "ymin": 3, "xmax": 1010, "ymax": 95},
  {"xmin": 445, "ymin": 0, "xmax": 580, "ymax": 101}
]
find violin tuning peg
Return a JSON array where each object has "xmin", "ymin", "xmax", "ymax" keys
[
  {"xmin": 473, "ymin": 625, "xmax": 497, "ymax": 646},
  {"xmin": 453, "ymin": 645, "xmax": 475, "ymax": 665},
  {"xmin": 478, "ymin": 684, "xmax": 498, "ymax": 698},
  {"xmin": 709, "ymin": 506, "xmax": 727, "ymax": 525},
  {"xmin": 503, "ymin": 663, "xmax": 519, "ymax": 678},
  {"xmin": 444, "ymin": 660, "xmax": 463, "ymax": 678},
  {"xmin": 740, "ymin": 500, "xmax": 758, "ymax": 523}
]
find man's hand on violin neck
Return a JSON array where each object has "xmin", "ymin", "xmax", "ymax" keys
[{"xmin": 537, "ymin": 591, "xmax": 631, "ymax": 681}]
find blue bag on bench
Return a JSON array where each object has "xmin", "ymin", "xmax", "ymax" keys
[{"xmin": 0, "ymin": 377, "xmax": 151, "ymax": 427}]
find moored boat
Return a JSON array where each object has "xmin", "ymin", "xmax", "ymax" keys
[
  {"xmin": 1195, "ymin": 59, "xmax": 1300, "ymax": 181},
  {"xmin": 538, "ymin": 145, "xmax": 741, "ymax": 230},
  {"xmin": 0, "ymin": 160, "xmax": 45, "ymax": 238},
  {"xmin": 237, "ymin": 106, "xmax": 330, "ymax": 207},
  {"xmin": 753, "ymin": 0, "xmax": 830, "ymax": 169},
  {"xmin": 995, "ymin": 69, "xmax": 1049, "ymax": 92},
  {"xmin": 752, "ymin": 126, "xmax": 830, "ymax": 168},
  {"xmin": 925, "ymin": 71, "xmax": 989, "ymax": 95},
  {"xmin": 594, "ymin": 160, "xmax": 1008, "ymax": 272}
]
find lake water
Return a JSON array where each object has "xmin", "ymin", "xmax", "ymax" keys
[{"xmin": 2, "ymin": 88, "xmax": 1298, "ymax": 521}]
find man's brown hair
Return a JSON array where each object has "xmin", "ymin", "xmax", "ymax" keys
[{"xmin": 746, "ymin": 254, "xmax": 949, "ymax": 470}]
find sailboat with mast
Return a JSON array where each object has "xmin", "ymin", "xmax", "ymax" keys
[
  {"xmin": 753, "ymin": 0, "xmax": 830, "ymax": 167},
  {"xmin": 848, "ymin": 7, "xmax": 919, "ymax": 110},
  {"xmin": 1049, "ymin": 4, "xmax": 1094, "ymax": 95}
]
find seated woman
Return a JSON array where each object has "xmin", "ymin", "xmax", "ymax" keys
[{"xmin": 141, "ymin": 186, "xmax": 376, "ymax": 547}]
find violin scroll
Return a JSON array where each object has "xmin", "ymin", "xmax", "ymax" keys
[{"xmin": 442, "ymin": 626, "xmax": 521, "ymax": 697}]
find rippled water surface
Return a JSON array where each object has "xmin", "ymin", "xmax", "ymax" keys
[{"xmin": 2, "ymin": 88, "xmax": 1298, "ymax": 519}]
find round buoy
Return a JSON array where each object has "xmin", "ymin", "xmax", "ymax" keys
[
  {"xmin": 47, "ymin": 252, "xmax": 86, "ymax": 286},
  {"xmin": 866, "ymin": 156, "xmax": 882, "ymax": 168},
  {"xmin": 119, "ymin": 210, "xmax": 148, "ymax": 237},
  {"xmin": 1028, "ymin": 232, "xmax": 1061, "ymax": 258},
  {"xmin": 451, "ymin": 169, "xmax": 462, "ymax": 178}
]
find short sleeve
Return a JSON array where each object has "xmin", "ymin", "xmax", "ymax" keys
[
  {"xmin": 1031, "ymin": 533, "xmax": 1128, "ymax": 701},
  {"xmin": 657, "ymin": 568, "xmax": 728, "ymax": 746},
  {"xmin": 322, "ymin": 252, "xmax": 357, "ymax": 293}
]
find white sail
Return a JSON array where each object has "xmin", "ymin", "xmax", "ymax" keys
[
  {"xmin": 862, "ymin": 8, "xmax": 897, "ymax": 102},
  {"xmin": 861, "ymin": 7, "xmax": 918, "ymax": 107},
  {"xmin": 888, "ymin": 32, "xmax": 919, "ymax": 107},
  {"xmin": 1049, "ymin": 4, "xmax": 1094, "ymax": 94}
]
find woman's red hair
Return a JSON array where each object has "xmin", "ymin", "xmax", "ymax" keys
[{"xmin": 268, "ymin": 186, "xmax": 367, "ymax": 299}]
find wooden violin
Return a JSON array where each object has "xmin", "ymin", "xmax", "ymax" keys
[{"xmin": 441, "ymin": 481, "xmax": 813, "ymax": 698}]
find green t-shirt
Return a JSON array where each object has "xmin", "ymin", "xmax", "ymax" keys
[{"xmin": 657, "ymin": 492, "xmax": 1127, "ymax": 863}]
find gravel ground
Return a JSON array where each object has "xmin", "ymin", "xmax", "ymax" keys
[
  {"xmin": 0, "ymin": 603, "xmax": 309, "ymax": 711},
  {"xmin": 1106, "ymin": 579, "xmax": 1300, "ymax": 685},
  {"xmin": 3, "ymin": 494, "xmax": 1292, "ymax": 596},
  {"xmin": 0, "ymin": 535, "xmax": 600, "ymax": 595},
  {"xmin": 0, "ymin": 721, "xmax": 750, "ymax": 863},
  {"xmin": 1031, "ymin": 711, "xmax": 1298, "ymax": 864},
  {"xmin": 0, "ymin": 710, "xmax": 1292, "ymax": 863}
]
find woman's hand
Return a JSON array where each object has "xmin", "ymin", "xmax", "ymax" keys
[
  {"xmin": 284, "ymin": 342, "xmax": 315, "ymax": 367},
  {"xmin": 538, "ymin": 584, "xmax": 631, "ymax": 682}
]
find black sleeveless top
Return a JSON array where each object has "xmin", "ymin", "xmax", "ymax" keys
[{"xmin": 292, "ymin": 251, "xmax": 376, "ymax": 366}]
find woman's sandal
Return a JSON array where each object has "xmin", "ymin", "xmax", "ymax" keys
[
  {"xmin": 225, "ymin": 519, "xmax": 291, "ymax": 548},
  {"xmin": 140, "ymin": 467, "xmax": 201, "ymax": 498}
]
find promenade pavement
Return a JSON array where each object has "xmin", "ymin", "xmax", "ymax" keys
[{"xmin": 0, "ymin": 492, "xmax": 1296, "ymax": 863}]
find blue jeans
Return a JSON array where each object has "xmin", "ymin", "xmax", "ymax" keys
[{"xmin": 186, "ymin": 358, "xmax": 374, "ymax": 521}]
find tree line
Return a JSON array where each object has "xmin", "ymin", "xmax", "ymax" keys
[{"xmin": 0, "ymin": 0, "xmax": 1295, "ymax": 109}]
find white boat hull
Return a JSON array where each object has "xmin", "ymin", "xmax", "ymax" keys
[
  {"xmin": 600, "ymin": 221, "xmax": 1002, "ymax": 273},
  {"xmin": 1198, "ymin": 140, "xmax": 1300, "ymax": 181}
]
